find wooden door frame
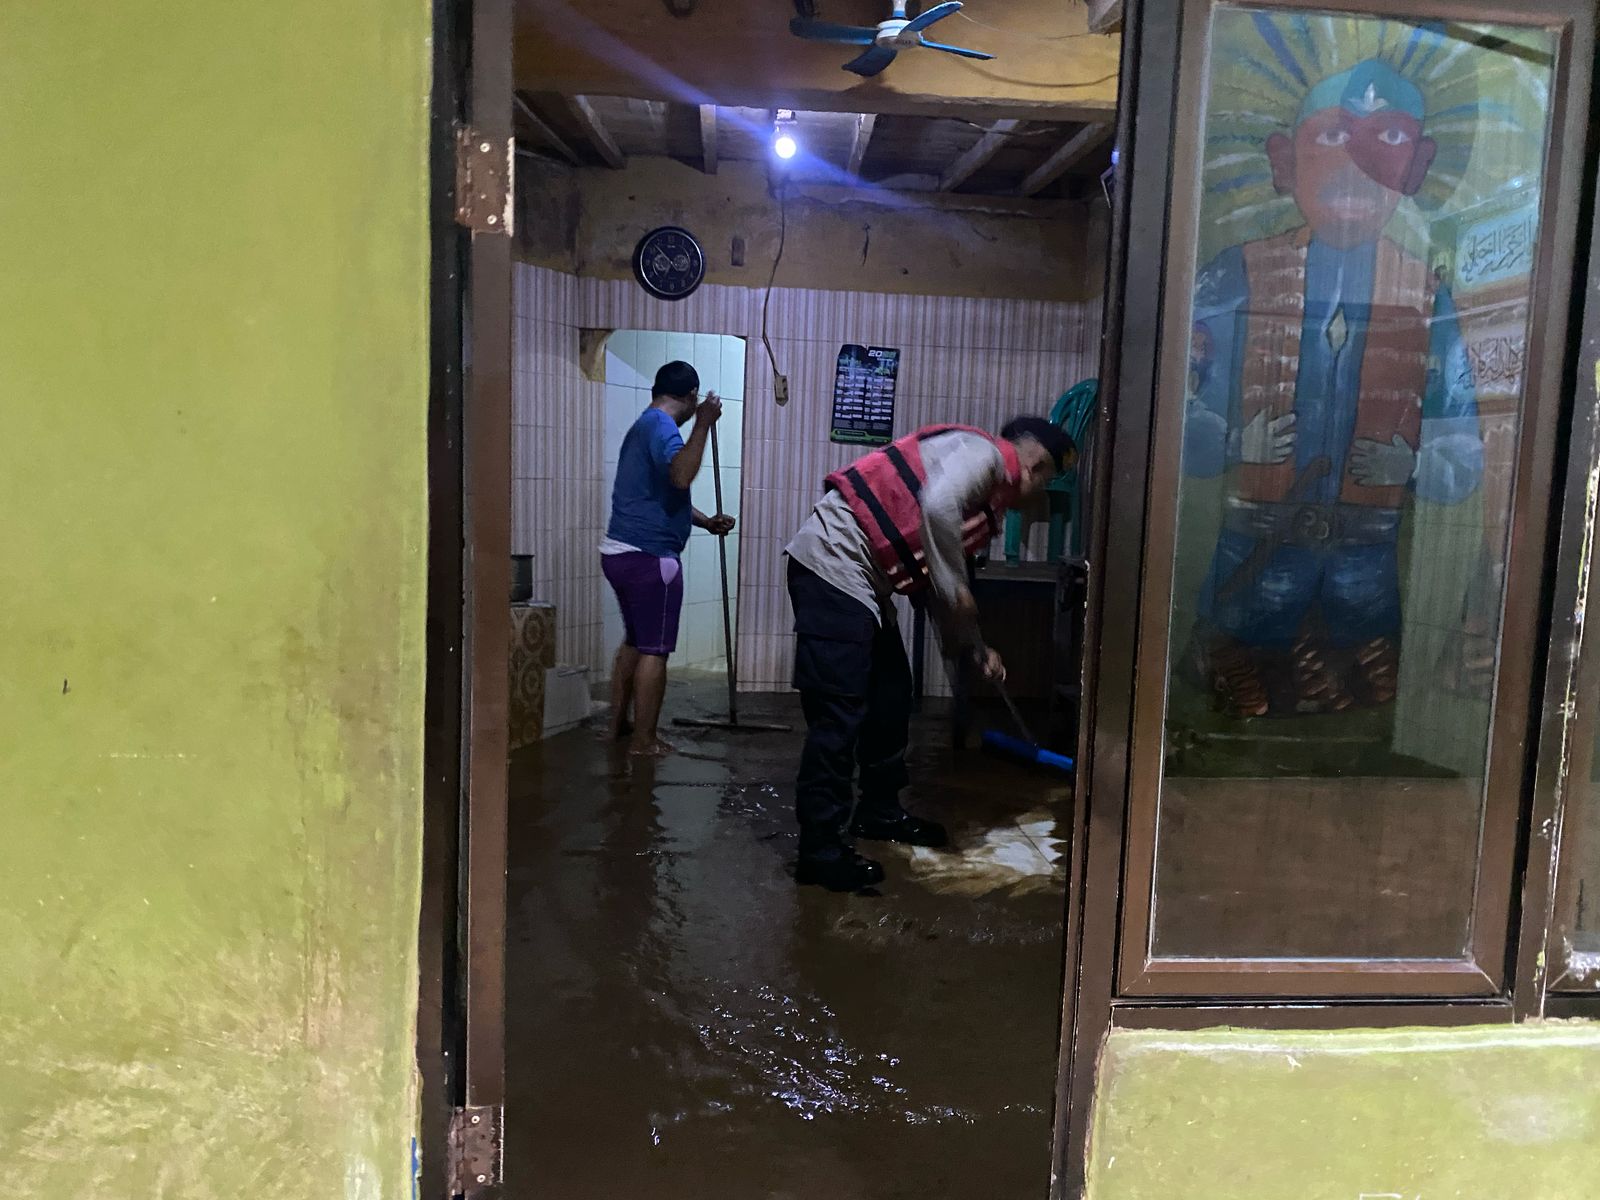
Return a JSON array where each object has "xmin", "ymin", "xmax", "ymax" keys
[
  {"xmin": 417, "ymin": 0, "xmax": 514, "ymax": 1196},
  {"xmin": 1521, "ymin": 85, "xmax": 1600, "ymax": 1007},
  {"xmin": 1054, "ymin": 0, "xmax": 1600, "ymax": 1194},
  {"xmin": 416, "ymin": 1, "xmax": 469, "ymax": 1196},
  {"xmin": 1051, "ymin": 1, "xmax": 1175, "ymax": 1192},
  {"xmin": 1120, "ymin": 0, "xmax": 1591, "ymax": 1000}
]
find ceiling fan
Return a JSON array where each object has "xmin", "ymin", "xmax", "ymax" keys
[{"xmin": 790, "ymin": 1, "xmax": 994, "ymax": 78}]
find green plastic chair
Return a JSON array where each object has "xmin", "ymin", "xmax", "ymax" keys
[{"xmin": 1005, "ymin": 379, "xmax": 1098, "ymax": 563}]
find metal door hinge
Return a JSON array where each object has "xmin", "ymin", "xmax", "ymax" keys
[
  {"xmin": 448, "ymin": 1104, "xmax": 504, "ymax": 1195},
  {"xmin": 455, "ymin": 126, "xmax": 513, "ymax": 237}
]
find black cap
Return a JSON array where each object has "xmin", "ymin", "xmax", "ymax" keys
[
  {"xmin": 653, "ymin": 361, "xmax": 700, "ymax": 399},
  {"xmin": 1001, "ymin": 416, "xmax": 1076, "ymax": 472}
]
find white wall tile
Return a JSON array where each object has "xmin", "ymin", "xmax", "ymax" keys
[
  {"xmin": 608, "ymin": 329, "xmax": 638, "ymax": 366},
  {"xmin": 681, "ymin": 535, "xmax": 707, "ymax": 593},
  {"xmin": 716, "ymin": 401, "xmax": 743, "ymax": 470},
  {"xmin": 604, "ymin": 384, "xmax": 637, "ymax": 461},
  {"xmin": 636, "ymin": 330, "xmax": 668, "ymax": 376},
  {"xmin": 689, "ymin": 607, "xmax": 714, "ymax": 667},
  {"xmin": 608, "ymin": 349, "xmax": 642, "ymax": 392},
  {"xmin": 722, "ymin": 337, "xmax": 747, "ymax": 401},
  {"xmin": 713, "ymin": 463, "xmax": 742, "ymax": 516},
  {"xmin": 665, "ymin": 331, "xmax": 696, "ymax": 369},
  {"xmin": 693, "ymin": 333, "xmax": 724, "ymax": 393}
]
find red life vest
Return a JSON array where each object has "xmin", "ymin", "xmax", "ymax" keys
[
  {"xmin": 824, "ymin": 425, "xmax": 1023, "ymax": 596},
  {"xmin": 1235, "ymin": 229, "xmax": 1431, "ymax": 508}
]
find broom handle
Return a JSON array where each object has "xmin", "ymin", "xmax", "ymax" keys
[
  {"xmin": 710, "ymin": 421, "xmax": 738, "ymax": 724},
  {"xmin": 996, "ymin": 679, "xmax": 1037, "ymax": 746}
]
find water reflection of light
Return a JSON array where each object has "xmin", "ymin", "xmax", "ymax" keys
[
  {"xmin": 902, "ymin": 811, "xmax": 1065, "ymax": 898},
  {"xmin": 678, "ymin": 983, "xmax": 983, "ymax": 1124}
]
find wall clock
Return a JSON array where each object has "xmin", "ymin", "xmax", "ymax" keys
[{"xmin": 632, "ymin": 226, "xmax": 705, "ymax": 301}]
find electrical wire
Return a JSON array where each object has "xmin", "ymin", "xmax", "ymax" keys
[
  {"xmin": 953, "ymin": 9, "xmax": 1103, "ymax": 40},
  {"xmin": 966, "ymin": 69, "xmax": 1120, "ymax": 90},
  {"xmin": 944, "ymin": 116, "xmax": 1068, "ymax": 137},
  {"xmin": 762, "ymin": 182, "xmax": 789, "ymax": 394}
]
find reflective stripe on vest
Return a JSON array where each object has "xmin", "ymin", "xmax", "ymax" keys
[{"xmin": 824, "ymin": 425, "xmax": 1022, "ymax": 595}]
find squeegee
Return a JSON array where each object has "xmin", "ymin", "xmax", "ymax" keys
[{"xmin": 979, "ymin": 680, "xmax": 1074, "ymax": 775}]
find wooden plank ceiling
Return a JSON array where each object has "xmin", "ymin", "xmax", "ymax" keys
[
  {"xmin": 514, "ymin": 0, "xmax": 1120, "ymax": 124},
  {"xmin": 516, "ymin": 93, "xmax": 1113, "ymax": 199}
]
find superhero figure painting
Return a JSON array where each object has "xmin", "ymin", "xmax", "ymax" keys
[{"xmin": 1172, "ymin": 10, "xmax": 1552, "ymax": 730}]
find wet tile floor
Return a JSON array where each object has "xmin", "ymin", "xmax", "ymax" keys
[{"xmin": 507, "ymin": 682, "xmax": 1072, "ymax": 1199}]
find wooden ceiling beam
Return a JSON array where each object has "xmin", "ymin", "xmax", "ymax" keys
[
  {"xmin": 513, "ymin": 92, "xmax": 579, "ymax": 165},
  {"xmin": 938, "ymin": 119, "xmax": 1021, "ymax": 192},
  {"xmin": 846, "ymin": 112, "xmax": 877, "ymax": 180},
  {"xmin": 699, "ymin": 104, "xmax": 718, "ymax": 174},
  {"xmin": 1019, "ymin": 122, "xmax": 1112, "ymax": 196},
  {"xmin": 565, "ymin": 95, "xmax": 625, "ymax": 168},
  {"xmin": 515, "ymin": 0, "xmax": 1120, "ymax": 124}
]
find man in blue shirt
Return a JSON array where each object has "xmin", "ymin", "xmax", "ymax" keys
[{"xmin": 600, "ymin": 361, "xmax": 734, "ymax": 756}]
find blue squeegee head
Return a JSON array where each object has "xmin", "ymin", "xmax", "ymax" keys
[{"xmin": 980, "ymin": 730, "xmax": 1075, "ymax": 774}]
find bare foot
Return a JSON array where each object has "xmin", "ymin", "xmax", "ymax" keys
[{"xmin": 627, "ymin": 736, "xmax": 675, "ymax": 758}]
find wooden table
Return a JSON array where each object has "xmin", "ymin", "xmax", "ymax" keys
[{"xmin": 943, "ymin": 557, "xmax": 1086, "ymax": 752}]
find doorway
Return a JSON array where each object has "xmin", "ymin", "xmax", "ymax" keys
[
  {"xmin": 422, "ymin": 1, "xmax": 1600, "ymax": 1197},
  {"xmin": 503, "ymin": 84, "xmax": 1108, "ymax": 1200},
  {"xmin": 411, "ymin": 0, "xmax": 1126, "ymax": 1195}
]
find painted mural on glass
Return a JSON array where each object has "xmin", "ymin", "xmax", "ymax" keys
[{"xmin": 1165, "ymin": 10, "xmax": 1554, "ymax": 778}]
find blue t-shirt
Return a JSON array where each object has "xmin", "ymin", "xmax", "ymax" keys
[{"xmin": 607, "ymin": 407, "xmax": 692, "ymax": 557}]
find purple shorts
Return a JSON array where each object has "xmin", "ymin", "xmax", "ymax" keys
[{"xmin": 603, "ymin": 552, "xmax": 684, "ymax": 657}]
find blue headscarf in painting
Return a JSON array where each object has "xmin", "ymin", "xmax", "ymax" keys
[{"xmin": 1296, "ymin": 59, "xmax": 1426, "ymax": 126}]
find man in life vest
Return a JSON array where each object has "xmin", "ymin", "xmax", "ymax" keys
[
  {"xmin": 1184, "ymin": 59, "xmax": 1482, "ymax": 718},
  {"xmin": 784, "ymin": 418, "xmax": 1076, "ymax": 892}
]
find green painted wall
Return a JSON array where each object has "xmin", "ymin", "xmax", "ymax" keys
[
  {"xmin": 1087, "ymin": 1024, "xmax": 1600, "ymax": 1200},
  {"xmin": 0, "ymin": 2, "xmax": 430, "ymax": 1195}
]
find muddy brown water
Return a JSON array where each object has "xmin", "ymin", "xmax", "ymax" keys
[{"xmin": 507, "ymin": 684, "xmax": 1071, "ymax": 1199}]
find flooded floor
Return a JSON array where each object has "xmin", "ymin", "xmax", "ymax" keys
[{"xmin": 506, "ymin": 681, "xmax": 1072, "ymax": 1199}]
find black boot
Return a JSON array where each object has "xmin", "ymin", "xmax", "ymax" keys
[
  {"xmin": 850, "ymin": 804, "xmax": 949, "ymax": 849},
  {"xmin": 796, "ymin": 844, "xmax": 886, "ymax": 892}
]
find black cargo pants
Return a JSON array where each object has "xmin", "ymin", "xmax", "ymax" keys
[{"xmin": 787, "ymin": 558, "xmax": 912, "ymax": 854}]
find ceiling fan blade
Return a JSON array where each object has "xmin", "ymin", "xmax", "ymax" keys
[
  {"xmin": 917, "ymin": 37, "xmax": 994, "ymax": 61},
  {"xmin": 789, "ymin": 17, "xmax": 879, "ymax": 44},
  {"xmin": 904, "ymin": 1, "xmax": 963, "ymax": 33},
  {"xmin": 843, "ymin": 44, "xmax": 899, "ymax": 76}
]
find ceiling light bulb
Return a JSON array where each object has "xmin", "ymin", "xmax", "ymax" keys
[{"xmin": 774, "ymin": 133, "xmax": 798, "ymax": 160}]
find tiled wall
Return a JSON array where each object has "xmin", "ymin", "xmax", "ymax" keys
[
  {"xmin": 513, "ymin": 267, "xmax": 607, "ymax": 668},
  {"xmin": 515, "ymin": 263, "xmax": 1103, "ymax": 692},
  {"xmin": 601, "ymin": 331, "xmax": 746, "ymax": 676}
]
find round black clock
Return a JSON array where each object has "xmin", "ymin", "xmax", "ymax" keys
[{"xmin": 632, "ymin": 226, "xmax": 705, "ymax": 301}]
